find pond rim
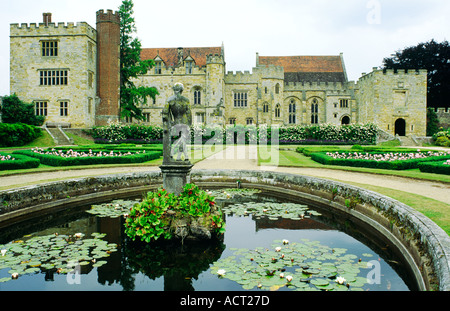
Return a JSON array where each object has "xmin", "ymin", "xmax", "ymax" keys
[{"xmin": 0, "ymin": 169, "xmax": 449, "ymax": 291}]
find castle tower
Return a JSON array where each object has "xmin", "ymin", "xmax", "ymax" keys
[{"xmin": 95, "ymin": 9, "xmax": 120, "ymax": 126}]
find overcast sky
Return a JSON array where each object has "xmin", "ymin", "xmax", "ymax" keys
[{"xmin": 1, "ymin": 0, "xmax": 449, "ymax": 96}]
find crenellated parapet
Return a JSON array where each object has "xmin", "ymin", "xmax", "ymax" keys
[
  {"xmin": 96, "ymin": 9, "xmax": 120, "ymax": 24},
  {"xmin": 10, "ymin": 22, "xmax": 97, "ymax": 41}
]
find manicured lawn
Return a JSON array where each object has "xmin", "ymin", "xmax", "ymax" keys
[{"xmin": 258, "ymin": 145, "xmax": 450, "ymax": 235}]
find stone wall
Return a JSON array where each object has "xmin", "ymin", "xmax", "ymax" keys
[
  {"xmin": 10, "ymin": 22, "xmax": 97, "ymax": 128},
  {"xmin": 0, "ymin": 170, "xmax": 448, "ymax": 290},
  {"xmin": 355, "ymin": 69, "xmax": 428, "ymax": 137},
  {"xmin": 435, "ymin": 108, "xmax": 450, "ymax": 129}
]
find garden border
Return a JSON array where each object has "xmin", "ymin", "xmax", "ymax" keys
[{"xmin": 0, "ymin": 170, "xmax": 448, "ymax": 291}]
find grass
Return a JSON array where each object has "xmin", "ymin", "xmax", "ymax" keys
[
  {"xmin": 259, "ymin": 144, "xmax": 450, "ymax": 235},
  {"xmin": 1, "ymin": 133, "xmax": 449, "ymax": 235}
]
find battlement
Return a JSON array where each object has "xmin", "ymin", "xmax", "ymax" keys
[
  {"xmin": 96, "ymin": 9, "xmax": 120, "ymax": 24},
  {"xmin": 359, "ymin": 68, "xmax": 427, "ymax": 82},
  {"xmin": 435, "ymin": 107, "xmax": 450, "ymax": 114},
  {"xmin": 10, "ymin": 21, "xmax": 96, "ymax": 40},
  {"xmin": 206, "ymin": 53, "xmax": 224, "ymax": 65},
  {"xmin": 284, "ymin": 81, "xmax": 350, "ymax": 91}
]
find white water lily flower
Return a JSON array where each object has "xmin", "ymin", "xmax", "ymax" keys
[
  {"xmin": 286, "ymin": 275, "xmax": 293, "ymax": 282},
  {"xmin": 74, "ymin": 233, "xmax": 84, "ymax": 239},
  {"xmin": 1, "ymin": 249, "xmax": 6, "ymax": 256},
  {"xmin": 336, "ymin": 276, "xmax": 346, "ymax": 285},
  {"xmin": 279, "ymin": 273, "xmax": 285, "ymax": 278},
  {"xmin": 282, "ymin": 239, "xmax": 289, "ymax": 245},
  {"xmin": 275, "ymin": 247, "xmax": 282, "ymax": 252},
  {"xmin": 217, "ymin": 269, "xmax": 226, "ymax": 276}
]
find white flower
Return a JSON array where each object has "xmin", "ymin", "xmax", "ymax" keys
[
  {"xmin": 74, "ymin": 233, "xmax": 84, "ymax": 239},
  {"xmin": 11, "ymin": 273, "xmax": 19, "ymax": 279},
  {"xmin": 275, "ymin": 247, "xmax": 282, "ymax": 252},
  {"xmin": 279, "ymin": 273, "xmax": 285, "ymax": 278},
  {"xmin": 286, "ymin": 275, "xmax": 293, "ymax": 282},
  {"xmin": 336, "ymin": 276, "xmax": 346, "ymax": 285},
  {"xmin": 217, "ymin": 269, "xmax": 226, "ymax": 276},
  {"xmin": 282, "ymin": 239, "xmax": 289, "ymax": 245},
  {"xmin": 1, "ymin": 249, "xmax": 7, "ymax": 256}
]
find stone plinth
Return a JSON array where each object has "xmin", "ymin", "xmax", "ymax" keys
[{"xmin": 160, "ymin": 163, "xmax": 193, "ymax": 195}]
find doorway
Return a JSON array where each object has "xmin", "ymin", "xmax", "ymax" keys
[
  {"xmin": 341, "ymin": 116, "xmax": 350, "ymax": 125},
  {"xmin": 395, "ymin": 118, "xmax": 406, "ymax": 136}
]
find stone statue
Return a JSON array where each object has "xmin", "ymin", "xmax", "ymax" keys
[{"xmin": 162, "ymin": 83, "xmax": 192, "ymax": 163}]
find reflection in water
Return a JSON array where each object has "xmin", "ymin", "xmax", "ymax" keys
[{"xmin": 0, "ymin": 192, "xmax": 414, "ymax": 291}]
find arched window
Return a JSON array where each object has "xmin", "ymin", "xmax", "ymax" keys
[
  {"xmin": 194, "ymin": 90, "xmax": 201, "ymax": 105},
  {"xmin": 275, "ymin": 84, "xmax": 280, "ymax": 94},
  {"xmin": 263, "ymin": 103, "xmax": 269, "ymax": 113},
  {"xmin": 289, "ymin": 99, "xmax": 296, "ymax": 124},
  {"xmin": 275, "ymin": 104, "xmax": 281, "ymax": 118},
  {"xmin": 311, "ymin": 98, "xmax": 319, "ymax": 124}
]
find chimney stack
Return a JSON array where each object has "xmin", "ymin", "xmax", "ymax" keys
[{"xmin": 43, "ymin": 13, "xmax": 52, "ymax": 26}]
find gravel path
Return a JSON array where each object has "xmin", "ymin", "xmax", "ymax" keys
[{"xmin": 1, "ymin": 145, "xmax": 449, "ymax": 205}]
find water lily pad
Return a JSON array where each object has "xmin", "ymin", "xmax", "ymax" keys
[{"xmin": 211, "ymin": 239, "xmax": 371, "ymax": 291}]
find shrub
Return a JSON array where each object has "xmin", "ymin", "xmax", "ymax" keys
[
  {"xmin": 90, "ymin": 123, "xmax": 379, "ymax": 145},
  {"xmin": 0, "ymin": 123, "xmax": 42, "ymax": 147},
  {"xmin": 311, "ymin": 151, "xmax": 450, "ymax": 170},
  {"xmin": 0, "ymin": 94, "xmax": 45, "ymax": 126},
  {"xmin": 124, "ymin": 184, "xmax": 225, "ymax": 243},
  {"xmin": 90, "ymin": 123, "xmax": 163, "ymax": 144},
  {"xmin": 418, "ymin": 160, "xmax": 450, "ymax": 175},
  {"xmin": 0, "ymin": 153, "xmax": 40, "ymax": 171},
  {"xmin": 433, "ymin": 128, "xmax": 450, "ymax": 147},
  {"xmin": 13, "ymin": 148, "xmax": 162, "ymax": 167}
]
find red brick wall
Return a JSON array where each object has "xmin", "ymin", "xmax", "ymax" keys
[{"xmin": 95, "ymin": 10, "xmax": 120, "ymax": 126}]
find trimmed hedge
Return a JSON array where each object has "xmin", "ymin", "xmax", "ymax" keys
[
  {"xmin": 0, "ymin": 123, "xmax": 42, "ymax": 147},
  {"xmin": 311, "ymin": 152, "xmax": 450, "ymax": 170},
  {"xmin": 90, "ymin": 123, "xmax": 379, "ymax": 145},
  {"xmin": 0, "ymin": 153, "xmax": 40, "ymax": 171},
  {"xmin": 13, "ymin": 149, "xmax": 162, "ymax": 167},
  {"xmin": 418, "ymin": 161, "xmax": 450, "ymax": 175}
]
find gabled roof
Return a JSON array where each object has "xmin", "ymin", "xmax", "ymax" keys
[
  {"xmin": 259, "ymin": 55, "xmax": 347, "ymax": 83},
  {"xmin": 141, "ymin": 47, "xmax": 223, "ymax": 68}
]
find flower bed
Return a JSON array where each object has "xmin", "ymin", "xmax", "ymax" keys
[
  {"xmin": 418, "ymin": 160, "xmax": 450, "ymax": 175},
  {"xmin": 0, "ymin": 153, "xmax": 40, "ymax": 171},
  {"xmin": 90, "ymin": 123, "xmax": 379, "ymax": 145},
  {"xmin": 311, "ymin": 150, "xmax": 450, "ymax": 170},
  {"xmin": 13, "ymin": 147, "xmax": 162, "ymax": 167}
]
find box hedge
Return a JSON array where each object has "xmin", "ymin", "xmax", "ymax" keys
[
  {"xmin": 0, "ymin": 153, "xmax": 40, "ymax": 171},
  {"xmin": 0, "ymin": 123, "xmax": 42, "ymax": 147},
  {"xmin": 311, "ymin": 152, "xmax": 450, "ymax": 170},
  {"xmin": 418, "ymin": 161, "xmax": 450, "ymax": 175},
  {"xmin": 13, "ymin": 149, "xmax": 162, "ymax": 167}
]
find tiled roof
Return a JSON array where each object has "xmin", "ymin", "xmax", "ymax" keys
[
  {"xmin": 259, "ymin": 55, "xmax": 347, "ymax": 83},
  {"xmin": 259, "ymin": 55, "xmax": 344, "ymax": 73},
  {"xmin": 141, "ymin": 47, "xmax": 222, "ymax": 68}
]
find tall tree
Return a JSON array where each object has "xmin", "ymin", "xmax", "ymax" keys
[
  {"xmin": 382, "ymin": 39, "xmax": 450, "ymax": 109},
  {"xmin": 118, "ymin": 0, "xmax": 158, "ymax": 120}
]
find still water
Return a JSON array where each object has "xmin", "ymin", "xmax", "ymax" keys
[{"xmin": 0, "ymin": 191, "xmax": 413, "ymax": 291}]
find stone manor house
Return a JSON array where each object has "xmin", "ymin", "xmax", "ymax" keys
[{"xmin": 9, "ymin": 11, "xmax": 428, "ymax": 137}]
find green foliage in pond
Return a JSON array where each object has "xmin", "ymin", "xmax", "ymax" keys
[
  {"xmin": 87, "ymin": 199, "xmax": 141, "ymax": 218},
  {"xmin": 0, "ymin": 232, "xmax": 116, "ymax": 282},
  {"xmin": 210, "ymin": 239, "xmax": 373, "ymax": 291},
  {"xmin": 208, "ymin": 188, "xmax": 262, "ymax": 200},
  {"xmin": 223, "ymin": 201, "xmax": 321, "ymax": 220},
  {"xmin": 124, "ymin": 184, "xmax": 226, "ymax": 243}
]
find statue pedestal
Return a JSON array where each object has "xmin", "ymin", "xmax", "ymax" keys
[{"xmin": 160, "ymin": 163, "xmax": 194, "ymax": 195}]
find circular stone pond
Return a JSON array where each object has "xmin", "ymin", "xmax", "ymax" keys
[{"xmin": 0, "ymin": 170, "xmax": 449, "ymax": 291}]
